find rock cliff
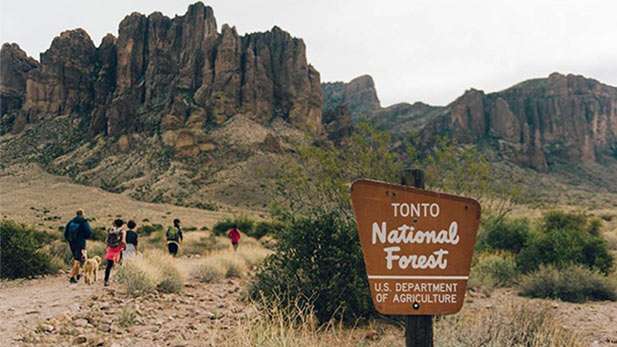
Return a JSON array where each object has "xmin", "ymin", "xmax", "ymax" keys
[
  {"xmin": 421, "ymin": 73, "xmax": 617, "ymax": 171},
  {"xmin": 1, "ymin": 2, "xmax": 323, "ymax": 147}
]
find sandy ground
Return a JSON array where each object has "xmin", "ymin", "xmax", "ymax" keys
[{"xmin": 0, "ymin": 164, "xmax": 261, "ymax": 232}]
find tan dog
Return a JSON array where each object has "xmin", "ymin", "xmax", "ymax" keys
[{"xmin": 83, "ymin": 256, "xmax": 101, "ymax": 285}]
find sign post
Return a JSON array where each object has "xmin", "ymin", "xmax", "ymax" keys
[
  {"xmin": 350, "ymin": 169, "xmax": 481, "ymax": 347},
  {"xmin": 401, "ymin": 169, "xmax": 432, "ymax": 347}
]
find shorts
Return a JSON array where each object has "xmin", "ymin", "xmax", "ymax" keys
[
  {"xmin": 70, "ymin": 244, "xmax": 85, "ymax": 261},
  {"xmin": 168, "ymin": 243, "xmax": 179, "ymax": 256}
]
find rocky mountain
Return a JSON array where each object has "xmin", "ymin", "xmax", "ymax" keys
[
  {"xmin": 1, "ymin": 2, "xmax": 323, "ymax": 148},
  {"xmin": 421, "ymin": 73, "xmax": 617, "ymax": 171},
  {"xmin": 324, "ymin": 73, "xmax": 617, "ymax": 174},
  {"xmin": 0, "ymin": 2, "xmax": 324, "ymax": 210}
]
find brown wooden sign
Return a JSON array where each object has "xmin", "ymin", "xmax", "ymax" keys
[{"xmin": 351, "ymin": 179, "xmax": 481, "ymax": 315}]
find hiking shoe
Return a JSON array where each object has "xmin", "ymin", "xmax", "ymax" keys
[
  {"xmin": 69, "ymin": 277, "xmax": 78, "ymax": 284},
  {"xmin": 76, "ymin": 274, "xmax": 82, "ymax": 280},
  {"xmin": 104, "ymin": 281, "xmax": 109, "ymax": 287}
]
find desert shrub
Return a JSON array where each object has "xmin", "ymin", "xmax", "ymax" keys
[
  {"xmin": 477, "ymin": 217, "xmax": 531, "ymax": 253},
  {"xmin": 251, "ymin": 211, "xmax": 372, "ymax": 324},
  {"xmin": 47, "ymin": 255, "xmax": 67, "ymax": 274},
  {"xmin": 237, "ymin": 245, "xmax": 271, "ymax": 267},
  {"xmin": 43, "ymin": 240, "xmax": 73, "ymax": 264},
  {"xmin": 519, "ymin": 264, "xmax": 617, "ymax": 302},
  {"xmin": 192, "ymin": 261, "xmax": 225, "ymax": 283},
  {"xmin": 116, "ymin": 250, "xmax": 183, "ymax": 296},
  {"xmin": 137, "ymin": 224, "xmax": 163, "ymax": 236},
  {"xmin": 517, "ymin": 211, "xmax": 614, "ymax": 274},
  {"xmin": 118, "ymin": 306, "xmax": 136, "ymax": 327},
  {"xmin": 213, "ymin": 215, "xmax": 255, "ymax": 237},
  {"xmin": 0, "ymin": 220, "xmax": 53, "ymax": 279},
  {"xmin": 217, "ymin": 254, "xmax": 247, "ymax": 278},
  {"xmin": 90, "ymin": 227, "xmax": 107, "ymax": 242},
  {"xmin": 184, "ymin": 226, "xmax": 198, "ymax": 231},
  {"xmin": 468, "ymin": 252, "xmax": 519, "ymax": 295},
  {"xmin": 253, "ymin": 221, "xmax": 285, "ymax": 239},
  {"xmin": 435, "ymin": 302, "xmax": 584, "ymax": 346}
]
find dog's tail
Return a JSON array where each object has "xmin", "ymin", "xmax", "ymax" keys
[{"xmin": 93, "ymin": 256, "xmax": 102, "ymax": 264}]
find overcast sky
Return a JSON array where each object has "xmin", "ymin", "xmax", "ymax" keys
[{"xmin": 1, "ymin": 0, "xmax": 616, "ymax": 106}]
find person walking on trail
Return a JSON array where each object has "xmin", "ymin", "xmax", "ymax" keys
[
  {"xmin": 64, "ymin": 209, "xmax": 93, "ymax": 283},
  {"xmin": 123, "ymin": 220, "xmax": 139, "ymax": 260},
  {"xmin": 104, "ymin": 219, "xmax": 126, "ymax": 286},
  {"xmin": 227, "ymin": 224, "xmax": 241, "ymax": 251},
  {"xmin": 166, "ymin": 219, "xmax": 183, "ymax": 257}
]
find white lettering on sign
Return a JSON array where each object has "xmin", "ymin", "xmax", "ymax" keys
[
  {"xmin": 371, "ymin": 221, "xmax": 460, "ymax": 245},
  {"xmin": 371, "ymin": 203, "xmax": 462, "ymax": 271},
  {"xmin": 391, "ymin": 203, "xmax": 440, "ymax": 217}
]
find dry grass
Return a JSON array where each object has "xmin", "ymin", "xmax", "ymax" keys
[
  {"xmin": 435, "ymin": 303, "xmax": 584, "ymax": 347},
  {"xmin": 191, "ymin": 244, "xmax": 272, "ymax": 282},
  {"xmin": 199, "ymin": 295, "xmax": 583, "ymax": 347},
  {"xmin": 116, "ymin": 250, "xmax": 183, "ymax": 296}
]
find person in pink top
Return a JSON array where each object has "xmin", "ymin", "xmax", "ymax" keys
[
  {"xmin": 227, "ymin": 224, "xmax": 241, "ymax": 251},
  {"xmin": 104, "ymin": 219, "xmax": 126, "ymax": 286}
]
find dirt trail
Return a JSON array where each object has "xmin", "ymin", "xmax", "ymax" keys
[
  {"xmin": 0, "ymin": 272, "xmax": 104, "ymax": 344},
  {"xmin": 0, "ymin": 257, "xmax": 249, "ymax": 346}
]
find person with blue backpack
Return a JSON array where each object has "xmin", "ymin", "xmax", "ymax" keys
[
  {"xmin": 64, "ymin": 209, "xmax": 93, "ymax": 284},
  {"xmin": 166, "ymin": 218, "xmax": 183, "ymax": 256}
]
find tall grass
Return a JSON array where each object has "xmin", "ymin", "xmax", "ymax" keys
[
  {"xmin": 191, "ymin": 245, "xmax": 271, "ymax": 283},
  {"xmin": 203, "ymin": 294, "xmax": 357, "ymax": 347},
  {"xmin": 436, "ymin": 303, "xmax": 584, "ymax": 347},
  {"xmin": 201, "ymin": 295, "xmax": 582, "ymax": 347},
  {"xmin": 116, "ymin": 250, "xmax": 183, "ymax": 296}
]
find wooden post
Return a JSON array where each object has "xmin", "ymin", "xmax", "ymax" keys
[{"xmin": 400, "ymin": 168, "xmax": 433, "ymax": 347}]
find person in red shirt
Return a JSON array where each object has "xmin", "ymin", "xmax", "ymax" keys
[{"xmin": 227, "ymin": 224, "xmax": 241, "ymax": 251}]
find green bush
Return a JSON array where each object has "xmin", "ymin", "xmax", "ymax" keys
[
  {"xmin": 477, "ymin": 217, "xmax": 530, "ymax": 253},
  {"xmin": 519, "ymin": 264, "xmax": 617, "ymax": 302},
  {"xmin": 42, "ymin": 241, "xmax": 73, "ymax": 265},
  {"xmin": 0, "ymin": 220, "xmax": 53, "ymax": 279},
  {"xmin": 212, "ymin": 216, "xmax": 255, "ymax": 237},
  {"xmin": 468, "ymin": 252, "xmax": 519, "ymax": 295},
  {"xmin": 90, "ymin": 227, "xmax": 107, "ymax": 242},
  {"xmin": 253, "ymin": 221, "xmax": 286, "ymax": 239},
  {"xmin": 517, "ymin": 211, "xmax": 614, "ymax": 274},
  {"xmin": 137, "ymin": 224, "xmax": 163, "ymax": 236},
  {"xmin": 251, "ymin": 212, "xmax": 372, "ymax": 324}
]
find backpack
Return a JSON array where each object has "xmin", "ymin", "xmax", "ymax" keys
[
  {"xmin": 66, "ymin": 221, "xmax": 80, "ymax": 242},
  {"xmin": 166, "ymin": 227, "xmax": 180, "ymax": 242},
  {"xmin": 107, "ymin": 227, "xmax": 123, "ymax": 247}
]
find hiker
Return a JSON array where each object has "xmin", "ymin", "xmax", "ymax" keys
[
  {"xmin": 227, "ymin": 224, "xmax": 241, "ymax": 251},
  {"xmin": 166, "ymin": 218, "xmax": 183, "ymax": 256},
  {"xmin": 104, "ymin": 219, "xmax": 126, "ymax": 286},
  {"xmin": 123, "ymin": 220, "xmax": 138, "ymax": 260},
  {"xmin": 64, "ymin": 209, "xmax": 93, "ymax": 283}
]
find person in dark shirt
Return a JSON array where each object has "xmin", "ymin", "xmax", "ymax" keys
[
  {"xmin": 64, "ymin": 208, "xmax": 93, "ymax": 283},
  {"xmin": 166, "ymin": 218, "xmax": 183, "ymax": 256},
  {"xmin": 123, "ymin": 220, "xmax": 139, "ymax": 260}
]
